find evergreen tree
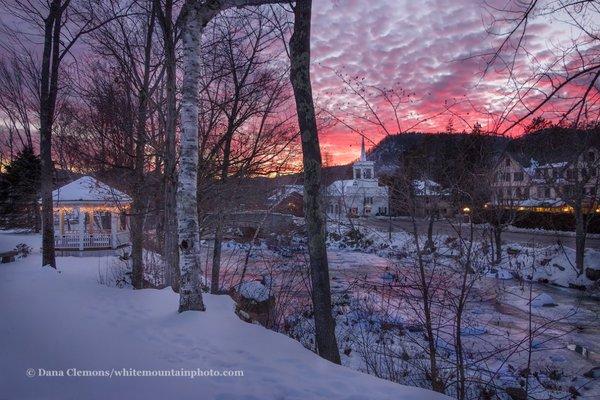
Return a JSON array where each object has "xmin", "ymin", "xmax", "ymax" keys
[{"xmin": 0, "ymin": 147, "xmax": 41, "ymax": 230}]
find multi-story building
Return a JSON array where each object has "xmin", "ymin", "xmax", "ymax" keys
[{"xmin": 491, "ymin": 147, "xmax": 600, "ymax": 212}]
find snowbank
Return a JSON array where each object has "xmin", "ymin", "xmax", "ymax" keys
[
  {"xmin": 499, "ymin": 243, "xmax": 600, "ymax": 289},
  {"xmin": 0, "ymin": 253, "xmax": 447, "ymax": 400},
  {"xmin": 0, "ymin": 230, "xmax": 41, "ymax": 253}
]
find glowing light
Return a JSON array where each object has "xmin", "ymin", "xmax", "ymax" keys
[{"xmin": 462, "ymin": 207, "xmax": 471, "ymax": 213}]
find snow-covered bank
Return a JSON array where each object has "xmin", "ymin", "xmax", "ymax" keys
[{"xmin": 0, "ymin": 253, "xmax": 447, "ymax": 400}]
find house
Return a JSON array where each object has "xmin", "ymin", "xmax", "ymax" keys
[
  {"xmin": 267, "ymin": 185, "xmax": 304, "ymax": 217},
  {"xmin": 50, "ymin": 176, "xmax": 132, "ymax": 250},
  {"xmin": 326, "ymin": 138, "xmax": 389, "ymax": 219},
  {"xmin": 490, "ymin": 147, "xmax": 600, "ymax": 212},
  {"xmin": 411, "ymin": 179, "xmax": 453, "ymax": 217}
]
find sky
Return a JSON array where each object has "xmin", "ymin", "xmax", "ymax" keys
[
  {"xmin": 0, "ymin": 0, "xmax": 591, "ymax": 167},
  {"xmin": 308, "ymin": 0, "xmax": 559, "ymax": 164}
]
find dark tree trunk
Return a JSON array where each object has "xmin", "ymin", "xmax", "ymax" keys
[
  {"xmin": 409, "ymin": 216, "xmax": 444, "ymax": 393},
  {"xmin": 211, "ymin": 221, "xmax": 223, "ymax": 293},
  {"xmin": 39, "ymin": 0, "xmax": 63, "ymax": 269},
  {"xmin": 493, "ymin": 225, "xmax": 502, "ymax": 265},
  {"xmin": 574, "ymin": 207, "xmax": 586, "ymax": 275},
  {"xmin": 131, "ymin": 5, "xmax": 156, "ymax": 289},
  {"xmin": 290, "ymin": 0, "xmax": 340, "ymax": 365},
  {"xmin": 157, "ymin": 0, "xmax": 180, "ymax": 291},
  {"xmin": 425, "ymin": 212, "xmax": 435, "ymax": 252},
  {"xmin": 130, "ymin": 109, "xmax": 147, "ymax": 289}
]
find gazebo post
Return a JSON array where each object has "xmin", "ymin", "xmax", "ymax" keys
[
  {"xmin": 110, "ymin": 211, "xmax": 117, "ymax": 249},
  {"xmin": 88, "ymin": 210, "xmax": 94, "ymax": 234},
  {"xmin": 78, "ymin": 207, "xmax": 84, "ymax": 251},
  {"xmin": 58, "ymin": 208, "xmax": 64, "ymax": 235}
]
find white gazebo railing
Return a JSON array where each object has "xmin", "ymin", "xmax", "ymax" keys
[{"xmin": 55, "ymin": 233, "xmax": 114, "ymax": 249}]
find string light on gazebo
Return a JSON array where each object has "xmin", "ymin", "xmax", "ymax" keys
[{"xmin": 48, "ymin": 176, "xmax": 132, "ymax": 251}]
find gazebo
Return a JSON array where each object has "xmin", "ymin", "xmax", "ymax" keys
[{"xmin": 51, "ymin": 176, "xmax": 132, "ymax": 250}]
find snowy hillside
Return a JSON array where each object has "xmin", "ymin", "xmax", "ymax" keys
[{"xmin": 0, "ymin": 243, "xmax": 447, "ymax": 399}]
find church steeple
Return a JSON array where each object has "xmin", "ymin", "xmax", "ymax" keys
[
  {"xmin": 353, "ymin": 134, "xmax": 375, "ymax": 181},
  {"xmin": 360, "ymin": 136, "xmax": 367, "ymax": 161}
]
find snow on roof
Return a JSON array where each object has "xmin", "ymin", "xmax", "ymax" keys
[
  {"xmin": 413, "ymin": 179, "xmax": 442, "ymax": 196},
  {"xmin": 52, "ymin": 176, "xmax": 132, "ymax": 205},
  {"xmin": 327, "ymin": 179, "xmax": 388, "ymax": 196},
  {"xmin": 327, "ymin": 179, "xmax": 355, "ymax": 193},
  {"xmin": 267, "ymin": 184, "xmax": 304, "ymax": 203},
  {"xmin": 515, "ymin": 198, "xmax": 566, "ymax": 207}
]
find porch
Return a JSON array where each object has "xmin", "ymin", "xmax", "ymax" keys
[{"xmin": 54, "ymin": 208, "xmax": 131, "ymax": 250}]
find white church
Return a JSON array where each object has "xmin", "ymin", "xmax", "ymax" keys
[{"xmin": 326, "ymin": 137, "xmax": 389, "ymax": 219}]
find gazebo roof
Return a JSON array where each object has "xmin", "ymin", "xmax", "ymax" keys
[{"xmin": 52, "ymin": 176, "xmax": 132, "ymax": 205}]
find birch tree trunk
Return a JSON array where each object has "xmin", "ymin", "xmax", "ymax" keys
[
  {"xmin": 289, "ymin": 0, "xmax": 341, "ymax": 364},
  {"xmin": 178, "ymin": 4, "xmax": 207, "ymax": 312},
  {"xmin": 177, "ymin": 0, "xmax": 289, "ymax": 312}
]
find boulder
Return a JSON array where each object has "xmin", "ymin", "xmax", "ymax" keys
[
  {"xmin": 505, "ymin": 387, "xmax": 527, "ymax": 400},
  {"xmin": 230, "ymin": 281, "xmax": 275, "ymax": 326},
  {"xmin": 531, "ymin": 293, "xmax": 557, "ymax": 308},
  {"xmin": 583, "ymin": 366, "xmax": 600, "ymax": 379},
  {"xmin": 585, "ymin": 267, "xmax": 600, "ymax": 282}
]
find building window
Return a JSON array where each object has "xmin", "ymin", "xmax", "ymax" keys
[
  {"xmin": 354, "ymin": 169, "xmax": 361, "ymax": 179},
  {"xmin": 505, "ymin": 158, "xmax": 510, "ymax": 166},
  {"xmin": 514, "ymin": 172, "xmax": 524, "ymax": 181},
  {"xmin": 363, "ymin": 169, "xmax": 372, "ymax": 179},
  {"xmin": 364, "ymin": 196, "xmax": 373, "ymax": 205}
]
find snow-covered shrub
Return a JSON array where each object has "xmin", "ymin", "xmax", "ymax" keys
[
  {"xmin": 14, "ymin": 243, "xmax": 31, "ymax": 258},
  {"xmin": 143, "ymin": 251, "xmax": 166, "ymax": 288},
  {"xmin": 97, "ymin": 251, "xmax": 165, "ymax": 289},
  {"xmin": 327, "ymin": 226, "xmax": 374, "ymax": 251},
  {"xmin": 97, "ymin": 258, "xmax": 131, "ymax": 288}
]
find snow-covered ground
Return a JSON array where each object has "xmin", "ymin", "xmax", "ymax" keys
[{"xmin": 0, "ymin": 232, "xmax": 447, "ymax": 400}]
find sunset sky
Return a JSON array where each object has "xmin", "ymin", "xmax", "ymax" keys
[
  {"xmin": 309, "ymin": 0, "xmax": 566, "ymax": 164},
  {"xmin": 0, "ymin": 0, "xmax": 591, "ymax": 167}
]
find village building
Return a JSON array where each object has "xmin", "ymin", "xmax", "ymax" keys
[
  {"xmin": 410, "ymin": 179, "xmax": 453, "ymax": 217},
  {"xmin": 326, "ymin": 138, "xmax": 389, "ymax": 219},
  {"xmin": 50, "ymin": 176, "xmax": 132, "ymax": 250},
  {"xmin": 266, "ymin": 184, "xmax": 304, "ymax": 217},
  {"xmin": 490, "ymin": 147, "xmax": 600, "ymax": 212}
]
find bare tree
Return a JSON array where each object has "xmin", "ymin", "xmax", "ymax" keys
[
  {"xmin": 0, "ymin": 0, "xmax": 125, "ymax": 268},
  {"xmin": 483, "ymin": 0, "xmax": 600, "ymax": 132},
  {"xmin": 176, "ymin": 0, "xmax": 289, "ymax": 313},
  {"xmin": 155, "ymin": 0, "xmax": 180, "ymax": 291},
  {"xmin": 0, "ymin": 56, "xmax": 37, "ymax": 158},
  {"xmin": 84, "ymin": 0, "xmax": 163, "ymax": 289},
  {"xmin": 203, "ymin": 8, "xmax": 292, "ymax": 294},
  {"xmin": 289, "ymin": 0, "xmax": 341, "ymax": 364}
]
